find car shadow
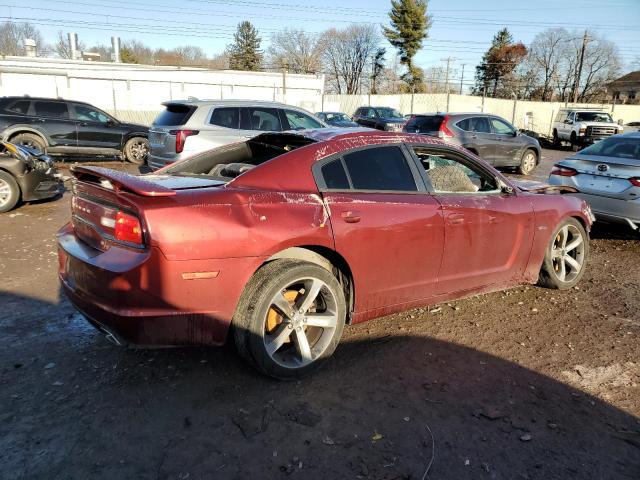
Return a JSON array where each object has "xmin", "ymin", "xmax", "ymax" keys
[
  {"xmin": 0, "ymin": 289, "xmax": 638, "ymax": 480},
  {"xmin": 590, "ymin": 222, "xmax": 639, "ymax": 241}
]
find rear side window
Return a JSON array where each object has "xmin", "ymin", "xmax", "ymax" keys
[
  {"xmin": 343, "ymin": 146, "xmax": 417, "ymax": 192},
  {"xmin": 34, "ymin": 101, "xmax": 69, "ymax": 119},
  {"xmin": 242, "ymin": 107, "xmax": 282, "ymax": 131},
  {"xmin": 6, "ymin": 100, "xmax": 30, "ymax": 115},
  {"xmin": 154, "ymin": 104, "xmax": 195, "ymax": 126},
  {"xmin": 406, "ymin": 115, "xmax": 444, "ymax": 133},
  {"xmin": 210, "ymin": 107, "xmax": 239, "ymax": 129},
  {"xmin": 321, "ymin": 159, "xmax": 350, "ymax": 189}
]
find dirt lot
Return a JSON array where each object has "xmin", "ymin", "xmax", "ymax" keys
[{"xmin": 1, "ymin": 148, "xmax": 639, "ymax": 479}]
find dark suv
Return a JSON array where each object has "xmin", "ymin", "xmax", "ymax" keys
[
  {"xmin": 0, "ymin": 97, "xmax": 149, "ymax": 164},
  {"xmin": 403, "ymin": 113, "xmax": 541, "ymax": 175},
  {"xmin": 352, "ymin": 106, "xmax": 406, "ymax": 131}
]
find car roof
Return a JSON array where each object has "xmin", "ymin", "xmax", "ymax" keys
[
  {"xmin": 163, "ymin": 99, "xmax": 293, "ymax": 108},
  {"xmin": 0, "ymin": 95, "xmax": 91, "ymax": 106}
]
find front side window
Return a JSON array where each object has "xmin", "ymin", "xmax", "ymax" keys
[
  {"xmin": 34, "ymin": 102, "xmax": 69, "ymax": 119},
  {"xmin": 284, "ymin": 109, "xmax": 323, "ymax": 130},
  {"xmin": 343, "ymin": 146, "xmax": 417, "ymax": 192},
  {"xmin": 210, "ymin": 107, "xmax": 239, "ymax": 129},
  {"xmin": 412, "ymin": 147, "xmax": 499, "ymax": 194},
  {"xmin": 74, "ymin": 105, "xmax": 110, "ymax": 123},
  {"xmin": 491, "ymin": 118, "xmax": 515, "ymax": 135}
]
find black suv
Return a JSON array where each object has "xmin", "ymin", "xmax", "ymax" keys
[
  {"xmin": 0, "ymin": 97, "xmax": 149, "ymax": 164},
  {"xmin": 352, "ymin": 106, "xmax": 406, "ymax": 132}
]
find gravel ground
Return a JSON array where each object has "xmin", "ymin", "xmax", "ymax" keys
[{"xmin": 0, "ymin": 148, "xmax": 639, "ymax": 479}]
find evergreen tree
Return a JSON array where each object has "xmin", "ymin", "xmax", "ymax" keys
[
  {"xmin": 228, "ymin": 21, "xmax": 262, "ymax": 71},
  {"xmin": 474, "ymin": 28, "xmax": 527, "ymax": 97},
  {"xmin": 383, "ymin": 0, "xmax": 432, "ymax": 90}
]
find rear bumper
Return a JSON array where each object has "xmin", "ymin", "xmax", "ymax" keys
[
  {"xmin": 148, "ymin": 154, "xmax": 180, "ymax": 171},
  {"xmin": 57, "ymin": 223, "xmax": 261, "ymax": 346},
  {"xmin": 571, "ymin": 192, "xmax": 640, "ymax": 230}
]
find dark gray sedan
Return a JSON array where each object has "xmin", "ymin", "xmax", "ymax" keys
[
  {"xmin": 548, "ymin": 132, "xmax": 640, "ymax": 231},
  {"xmin": 315, "ymin": 112, "xmax": 359, "ymax": 128},
  {"xmin": 403, "ymin": 113, "xmax": 541, "ymax": 175}
]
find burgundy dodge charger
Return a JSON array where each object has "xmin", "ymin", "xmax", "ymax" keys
[{"xmin": 58, "ymin": 129, "xmax": 593, "ymax": 378}]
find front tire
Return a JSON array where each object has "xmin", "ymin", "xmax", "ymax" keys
[
  {"xmin": 538, "ymin": 218, "xmax": 589, "ymax": 289},
  {"xmin": 123, "ymin": 137, "xmax": 149, "ymax": 165},
  {"xmin": 518, "ymin": 149, "xmax": 537, "ymax": 175},
  {"xmin": 0, "ymin": 170, "xmax": 20, "ymax": 213},
  {"xmin": 233, "ymin": 259, "xmax": 346, "ymax": 379}
]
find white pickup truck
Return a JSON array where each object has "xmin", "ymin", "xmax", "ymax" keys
[{"xmin": 552, "ymin": 109, "xmax": 624, "ymax": 151}]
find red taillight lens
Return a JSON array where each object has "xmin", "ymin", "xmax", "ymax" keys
[
  {"xmin": 630, "ymin": 177, "xmax": 640, "ymax": 187},
  {"xmin": 114, "ymin": 211, "xmax": 143, "ymax": 246},
  {"xmin": 170, "ymin": 129, "xmax": 199, "ymax": 153},
  {"xmin": 438, "ymin": 115, "xmax": 454, "ymax": 138},
  {"xmin": 550, "ymin": 165, "xmax": 578, "ymax": 177}
]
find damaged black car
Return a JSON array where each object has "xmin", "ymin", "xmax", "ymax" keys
[{"xmin": 0, "ymin": 142, "xmax": 62, "ymax": 212}]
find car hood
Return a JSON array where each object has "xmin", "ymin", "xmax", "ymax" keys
[
  {"xmin": 118, "ymin": 122, "xmax": 149, "ymax": 131},
  {"xmin": 576, "ymin": 121, "xmax": 619, "ymax": 128},
  {"xmin": 511, "ymin": 178, "xmax": 578, "ymax": 194},
  {"xmin": 329, "ymin": 120, "xmax": 360, "ymax": 127},
  {"xmin": 379, "ymin": 117, "xmax": 405, "ymax": 123}
]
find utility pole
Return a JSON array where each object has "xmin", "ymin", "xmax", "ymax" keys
[
  {"xmin": 572, "ymin": 30, "xmax": 588, "ymax": 104},
  {"xmin": 441, "ymin": 57, "xmax": 456, "ymax": 94},
  {"xmin": 370, "ymin": 53, "xmax": 376, "ymax": 95},
  {"xmin": 459, "ymin": 64, "xmax": 465, "ymax": 95}
]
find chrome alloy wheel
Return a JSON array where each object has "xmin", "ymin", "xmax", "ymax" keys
[
  {"xmin": 550, "ymin": 224, "xmax": 586, "ymax": 283},
  {"xmin": 0, "ymin": 178, "xmax": 11, "ymax": 208},
  {"xmin": 263, "ymin": 277, "xmax": 339, "ymax": 369},
  {"xmin": 521, "ymin": 151, "xmax": 536, "ymax": 174}
]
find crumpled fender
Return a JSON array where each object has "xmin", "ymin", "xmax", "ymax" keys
[{"xmin": 511, "ymin": 179, "xmax": 578, "ymax": 194}]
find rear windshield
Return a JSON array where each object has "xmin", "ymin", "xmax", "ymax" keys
[
  {"xmin": 405, "ymin": 115, "xmax": 444, "ymax": 133},
  {"xmin": 579, "ymin": 136, "xmax": 640, "ymax": 161},
  {"xmin": 374, "ymin": 107, "xmax": 402, "ymax": 118},
  {"xmin": 153, "ymin": 104, "xmax": 195, "ymax": 126}
]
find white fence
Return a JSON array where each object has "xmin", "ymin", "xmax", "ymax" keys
[{"xmin": 1, "ymin": 57, "xmax": 638, "ymax": 136}]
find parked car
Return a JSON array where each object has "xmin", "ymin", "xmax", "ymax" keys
[
  {"xmin": 352, "ymin": 106, "xmax": 406, "ymax": 131},
  {"xmin": 552, "ymin": 108, "xmax": 623, "ymax": 151},
  {"xmin": 315, "ymin": 112, "xmax": 359, "ymax": 127},
  {"xmin": 148, "ymin": 100, "xmax": 328, "ymax": 171},
  {"xmin": 0, "ymin": 96, "xmax": 149, "ymax": 165},
  {"xmin": 403, "ymin": 113, "xmax": 541, "ymax": 175},
  {"xmin": 548, "ymin": 132, "xmax": 639, "ymax": 231},
  {"xmin": 58, "ymin": 129, "xmax": 592, "ymax": 378},
  {"xmin": 624, "ymin": 121, "xmax": 640, "ymax": 132},
  {"xmin": 0, "ymin": 141, "xmax": 61, "ymax": 212}
]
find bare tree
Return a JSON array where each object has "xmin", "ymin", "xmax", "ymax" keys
[
  {"xmin": 527, "ymin": 28, "xmax": 568, "ymax": 101},
  {"xmin": 267, "ymin": 28, "xmax": 322, "ymax": 74},
  {"xmin": 320, "ymin": 24, "xmax": 379, "ymax": 94},
  {"xmin": 0, "ymin": 21, "xmax": 44, "ymax": 56}
]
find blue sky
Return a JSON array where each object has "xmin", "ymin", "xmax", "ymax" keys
[{"xmin": 15, "ymin": 0, "xmax": 640, "ymax": 81}]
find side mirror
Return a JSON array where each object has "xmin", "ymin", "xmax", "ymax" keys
[
  {"xmin": 498, "ymin": 179, "xmax": 515, "ymax": 195},
  {"xmin": 513, "ymin": 129, "xmax": 519, "ymax": 137},
  {"xmin": 618, "ymin": 119, "xmax": 624, "ymax": 125},
  {"xmin": 564, "ymin": 119, "xmax": 572, "ymax": 124}
]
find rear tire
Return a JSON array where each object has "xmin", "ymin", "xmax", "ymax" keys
[
  {"xmin": 538, "ymin": 218, "xmax": 589, "ymax": 290},
  {"xmin": 123, "ymin": 137, "xmax": 149, "ymax": 165},
  {"xmin": 233, "ymin": 259, "xmax": 346, "ymax": 379},
  {"xmin": 0, "ymin": 170, "xmax": 20, "ymax": 213},
  {"xmin": 10, "ymin": 133, "xmax": 46, "ymax": 154},
  {"xmin": 518, "ymin": 149, "xmax": 537, "ymax": 175}
]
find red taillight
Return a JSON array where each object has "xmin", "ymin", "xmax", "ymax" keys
[
  {"xmin": 114, "ymin": 211, "xmax": 143, "ymax": 246},
  {"xmin": 550, "ymin": 165, "xmax": 578, "ymax": 177},
  {"xmin": 438, "ymin": 115, "xmax": 454, "ymax": 138},
  {"xmin": 170, "ymin": 129, "xmax": 199, "ymax": 153},
  {"xmin": 630, "ymin": 177, "xmax": 640, "ymax": 187}
]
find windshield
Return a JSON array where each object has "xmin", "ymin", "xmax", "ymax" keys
[
  {"xmin": 325, "ymin": 113, "xmax": 351, "ymax": 122},
  {"xmin": 375, "ymin": 107, "xmax": 402, "ymax": 118},
  {"xmin": 579, "ymin": 136, "xmax": 640, "ymax": 161},
  {"xmin": 575, "ymin": 112, "xmax": 613, "ymax": 123}
]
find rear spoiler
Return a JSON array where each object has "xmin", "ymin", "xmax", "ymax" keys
[{"xmin": 71, "ymin": 166, "xmax": 176, "ymax": 197}]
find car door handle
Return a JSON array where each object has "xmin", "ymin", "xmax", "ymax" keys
[
  {"xmin": 34, "ymin": 118, "xmax": 46, "ymax": 122},
  {"xmin": 79, "ymin": 122, "xmax": 88, "ymax": 126},
  {"xmin": 341, "ymin": 210, "xmax": 361, "ymax": 223},
  {"xmin": 448, "ymin": 213, "xmax": 465, "ymax": 225},
  {"xmin": 471, "ymin": 135, "xmax": 477, "ymax": 139}
]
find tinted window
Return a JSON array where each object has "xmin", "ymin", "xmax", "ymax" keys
[
  {"xmin": 471, "ymin": 117, "xmax": 491, "ymax": 133},
  {"xmin": 579, "ymin": 136, "xmax": 640, "ymax": 161},
  {"xmin": 491, "ymin": 118, "xmax": 515, "ymax": 135},
  {"xmin": 210, "ymin": 107, "xmax": 239, "ymax": 129},
  {"xmin": 74, "ymin": 104, "xmax": 110, "ymax": 123},
  {"xmin": 375, "ymin": 107, "xmax": 402, "ymax": 118},
  {"xmin": 343, "ymin": 146, "xmax": 417, "ymax": 191},
  {"xmin": 575, "ymin": 112, "xmax": 613, "ymax": 123},
  {"xmin": 321, "ymin": 159, "xmax": 350, "ymax": 189},
  {"xmin": 406, "ymin": 115, "xmax": 444, "ymax": 133},
  {"xmin": 284, "ymin": 109, "xmax": 323, "ymax": 130},
  {"xmin": 6, "ymin": 100, "xmax": 30, "ymax": 115},
  {"xmin": 243, "ymin": 107, "xmax": 281, "ymax": 131},
  {"xmin": 154, "ymin": 104, "xmax": 194, "ymax": 126},
  {"xmin": 456, "ymin": 118, "xmax": 471, "ymax": 131},
  {"xmin": 34, "ymin": 102, "xmax": 69, "ymax": 119}
]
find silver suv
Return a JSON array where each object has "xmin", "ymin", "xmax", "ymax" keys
[{"xmin": 148, "ymin": 100, "xmax": 327, "ymax": 170}]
